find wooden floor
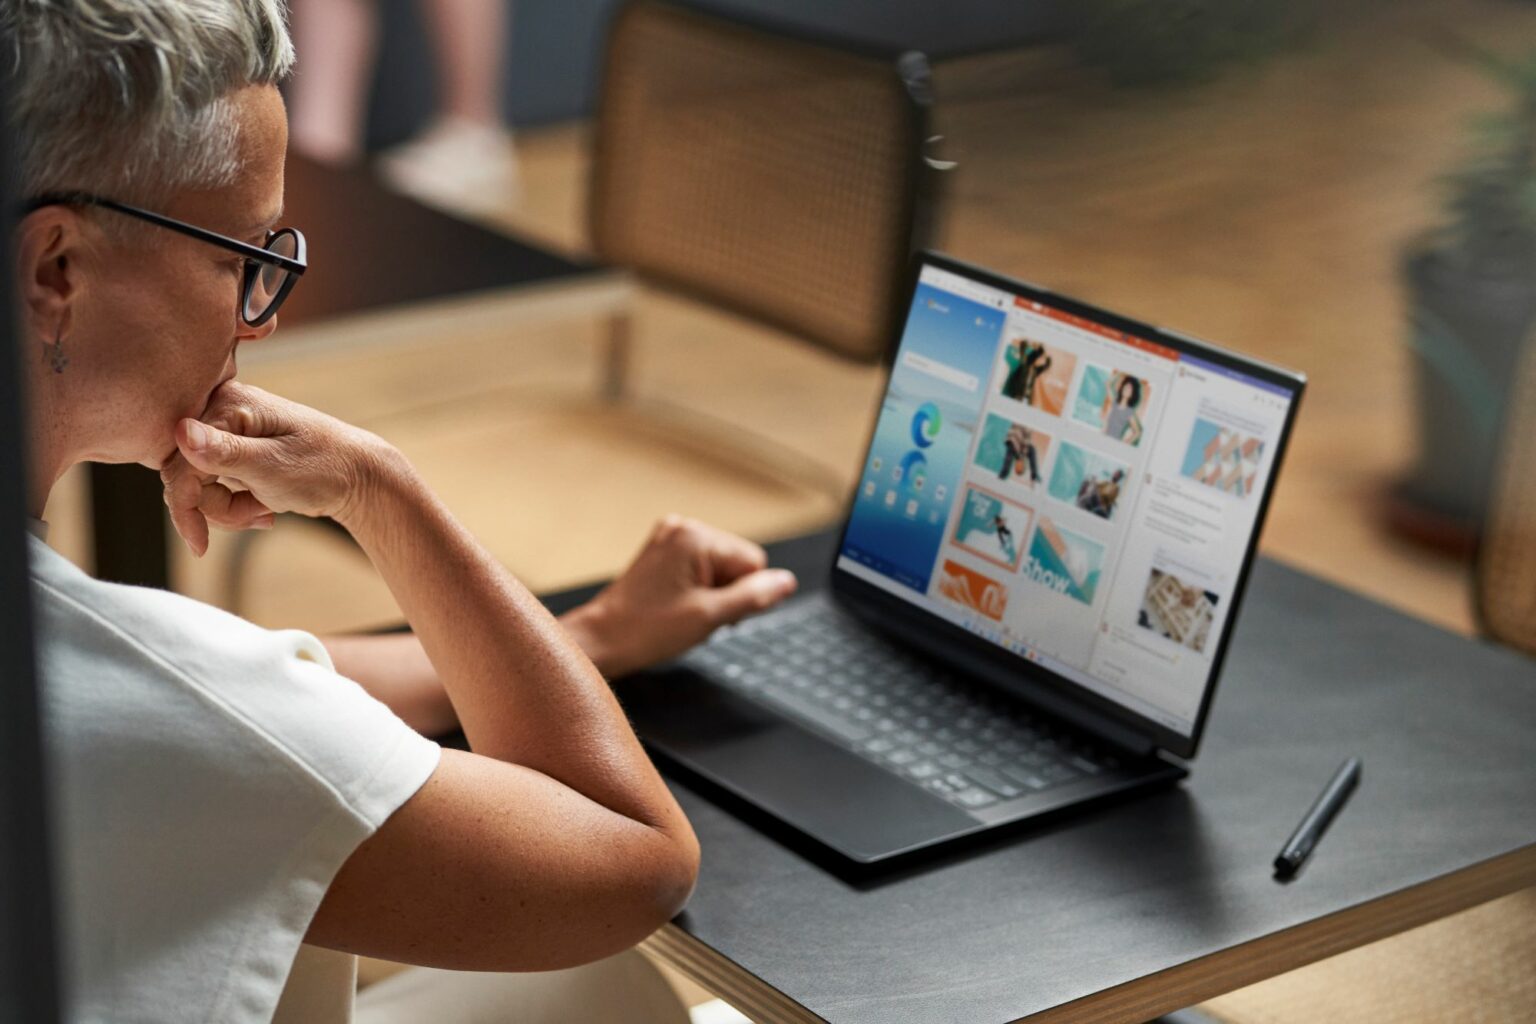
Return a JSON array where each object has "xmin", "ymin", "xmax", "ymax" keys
[{"xmin": 36, "ymin": 0, "xmax": 1536, "ymax": 1018}]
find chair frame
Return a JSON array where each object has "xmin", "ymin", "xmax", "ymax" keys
[
  {"xmin": 1472, "ymin": 327, "xmax": 1536, "ymax": 658},
  {"xmin": 588, "ymin": 0, "xmax": 941, "ymax": 399}
]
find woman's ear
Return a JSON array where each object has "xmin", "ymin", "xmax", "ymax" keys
[{"xmin": 15, "ymin": 207, "xmax": 82, "ymax": 341}]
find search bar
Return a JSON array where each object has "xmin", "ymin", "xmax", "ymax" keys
[{"xmin": 901, "ymin": 351, "xmax": 978, "ymax": 392}]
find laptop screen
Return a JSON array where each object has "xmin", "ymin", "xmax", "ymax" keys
[{"xmin": 836, "ymin": 257, "xmax": 1301, "ymax": 743}]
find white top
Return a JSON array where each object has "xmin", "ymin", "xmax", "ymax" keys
[{"xmin": 28, "ymin": 533, "xmax": 442, "ymax": 1024}]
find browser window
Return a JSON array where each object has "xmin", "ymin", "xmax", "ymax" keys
[{"xmin": 838, "ymin": 262, "xmax": 1296, "ymax": 737}]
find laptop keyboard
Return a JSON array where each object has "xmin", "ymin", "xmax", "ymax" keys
[{"xmin": 683, "ymin": 598, "xmax": 1122, "ymax": 812}]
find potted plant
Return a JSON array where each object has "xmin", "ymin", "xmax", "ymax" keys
[{"xmin": 1395, "ymin": 46, "xmax": 1536, "ymax": 546}]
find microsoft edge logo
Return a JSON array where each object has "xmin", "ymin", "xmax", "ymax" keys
[
  {"xmin": 899, "ymin": 402, "xmax": 940, "ymax": 494},
  {"xmin": 911, "ymin": 401, "xmax": 941, "ymax": 448}
]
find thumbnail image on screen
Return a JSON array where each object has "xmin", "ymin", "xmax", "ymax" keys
[
  {"xmin": 999, "ymin": 335, "xmax": 1076, "ymax": 415},
  {"xmin": 975, "ymin": 413, "xmax": 1050, "ymax": 490},
  {"xmin": 1074, "ymin": 365, "xmax": 1150, "ymax": 447},
  {"xmin": 1047, "ymin": 441, "xmax": 1130, "ymax": 521}
]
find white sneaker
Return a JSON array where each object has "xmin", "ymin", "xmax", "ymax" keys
[{"xmin": 376, "ymin": 116, "xmax": 521, "ymax": 219}]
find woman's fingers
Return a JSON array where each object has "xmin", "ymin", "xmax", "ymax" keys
[
  {"xmin": 168, "ymin": 499, "xmax": 210, "ymax": 557},
  {"xmin": 198, "ymin": 481, "xmax": 275, "ymax": 531},
  {"xmin": 161, "ymin": 448, "xmax": 276, "ymax": 559},
  {"xmin": 162, "ymin": 453, "xmax": 213, "ymax": 557}
]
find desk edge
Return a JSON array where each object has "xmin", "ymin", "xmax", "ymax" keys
[{"xmin": 641, "ymin": 843, "xmax": 1536, "ymax": 1024}]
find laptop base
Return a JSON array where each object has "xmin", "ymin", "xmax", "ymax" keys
[{"xmin": 622, "ymin": 622, "xmax": 1186, "ymax": 868}]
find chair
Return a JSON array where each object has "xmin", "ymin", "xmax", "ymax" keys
[
  {"xmin": 1475, "ymin": 328, "xmax": 1536, "ymax": 657},
  {"xmin": 586, "ymin": 0, "xmax": 941, "ymax": 491}
]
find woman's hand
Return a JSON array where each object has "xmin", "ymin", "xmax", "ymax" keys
[
  {"xmin": 565, "ymin": 516, "xmax": 798, "ymax": 679},
  {"xmin": 161, "ymin": 380, "xmax": 393, "ymax": 556}
]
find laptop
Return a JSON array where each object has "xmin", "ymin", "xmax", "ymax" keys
[{"xmin": 622, "ymin": 252, "xmax": 1306, "ymax": 867}]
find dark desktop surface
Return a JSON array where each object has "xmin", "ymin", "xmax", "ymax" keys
[{"xmin": 570, "ymin": 528, "xmax": 1536, "ymax": 1024}]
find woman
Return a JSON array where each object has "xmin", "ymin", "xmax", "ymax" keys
[
  {"xmin": 1001, "ymin": 338, "xmax": 1050, "ymax": 405},
  {"xmin": 7, "ymin": 2, "xmax": 795, "ymax": 1021},
  {"xmin": 1104, "ymin": 374, "xmax": 1144, "ymax": 446},
  {"xmin": 997, "ymin": 423, "xmax": 1040, "ymax": 485}
]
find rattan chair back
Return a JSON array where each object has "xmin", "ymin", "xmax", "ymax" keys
[
  {"xmin": 1476, "ymin": 329, "xmax": 1536, "ymax": 657},
  {"xmin": 591, "ymin": 0, "xmax": 934, "ymax": 363}
]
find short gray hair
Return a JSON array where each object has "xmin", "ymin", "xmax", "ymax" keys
[{"xmin": 2, "ymin": 0, "xmax": 295, "ymax": 201}]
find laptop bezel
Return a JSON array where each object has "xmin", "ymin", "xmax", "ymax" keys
[{"xmin": 829, "ymin": 251, "xmax": 1306, "ymax": 762}]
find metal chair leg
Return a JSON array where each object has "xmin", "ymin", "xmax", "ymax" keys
[{"xmin": 603, "ymin": 310, "xmax": 634, "ymax": 402}]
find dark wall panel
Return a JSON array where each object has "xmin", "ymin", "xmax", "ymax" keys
[{"xmin": 368, "ymin": 0, "xmax": 1060, "ymax": 138}]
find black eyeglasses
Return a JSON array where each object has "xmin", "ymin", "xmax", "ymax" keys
[{"xmin": 23, "ymin": 191, "xmax": 307, "ymax": 327}]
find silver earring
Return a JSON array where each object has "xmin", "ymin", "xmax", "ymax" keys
[{"xmin": 47, "ymin": 330, "xmax": 68, "ymax": 374}]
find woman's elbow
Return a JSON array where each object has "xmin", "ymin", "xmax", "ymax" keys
[{"xmin": 653, "ymin": 828, "xmax": 701, "ymax": 923}]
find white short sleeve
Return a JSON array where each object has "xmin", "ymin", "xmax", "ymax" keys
[{"xmin": 29, "ymin": 536, "xmax": 441, "ymax": 1024}]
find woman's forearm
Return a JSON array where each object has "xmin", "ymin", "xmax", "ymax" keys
[
  {"xmin": 322, "ymin": 604, "xmax": 618, "ymax": 738},
  {"xmin": 335, "ymin": 447, "xmax": 687, "ymax": 835}
]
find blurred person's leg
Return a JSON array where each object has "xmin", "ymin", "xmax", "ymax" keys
[
  {"xmin": 425, "ymin": 0, "xmax": 507, "ymax": 129},
  {"xmin": 378, "ymin": 0, "xmax": 520, "ymax": 216},
  {"xmin": 288, "ymin": 0, "xmax": 380, "ymax": 164},
  {"xmin": 354, "ymin": 950, "xmax": 692, "ymax": 1024}
]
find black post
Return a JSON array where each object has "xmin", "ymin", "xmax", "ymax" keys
[
  {"xmin": 89, "ymin": 463, "xmax": 171, "ymax": 588},
  {"xmin": 0, "ymin": 64, "xmax": 64, "ymax": 1024}
]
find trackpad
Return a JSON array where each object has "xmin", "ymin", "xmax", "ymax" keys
[{"xmin": 625, "ymin": 672, "xmax": 978, "ymax": 863}]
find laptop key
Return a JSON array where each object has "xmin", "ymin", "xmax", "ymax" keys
[
  {"xmin": 962, "ymin": 766, "xmax": 1023, "ymax": 799},
  {"xmin": 998, "ymin": 764, "xmax": 1051, "ymax": 791},
  {"xmin": 905, "ymin": 761, "xmax": 940, "ymax": 780},
  {"xmin": 954, "ymin": 788, "xmax": 998, "ymax": 809},
  {"xmin": 1037, "ymin": 761, "xmax": 1081, "ymax": 784},
  {"xmin": 1067, "ymin": 754, "xmax": 1103, "ymax": 775},
  {"xmin": 756, "ymin": 687, "xmax": 871, "ymax": 745}
]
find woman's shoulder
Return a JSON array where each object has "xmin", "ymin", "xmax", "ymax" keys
[
  {"xmin": 28, "ymin": 533, "xmax": 325, "ymax": 677},
  {"xmin": 28, "ymin": 532, "xmax": 437, "ymax": 818}
]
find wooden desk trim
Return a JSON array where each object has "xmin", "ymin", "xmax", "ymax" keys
[
  {"xmin": 642, "ymin": 844, "xmax": 1536, "ymax": 1024},
  {"xmin": 642, "ymin": 926, "xmax": 830, "ymax": 1024},
  {"xmin": 240, "ymin": 271, "xmax": 635, "ymax": 367}
]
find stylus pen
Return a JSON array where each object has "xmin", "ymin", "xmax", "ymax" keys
[{"xmin": 1273, "ymin": 757, "xmax": 1361, "ymax": 877}]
